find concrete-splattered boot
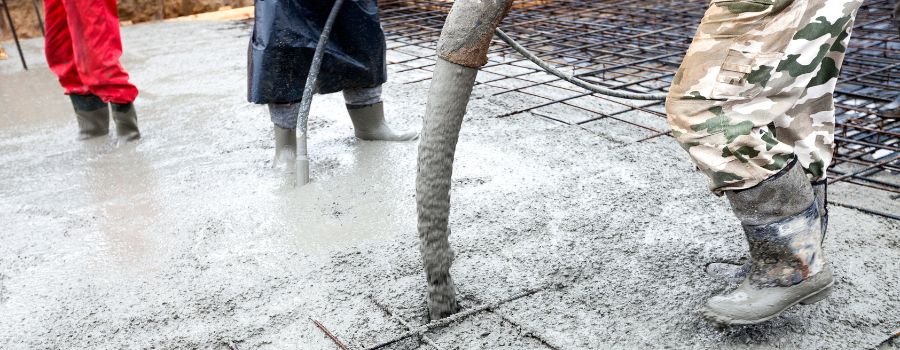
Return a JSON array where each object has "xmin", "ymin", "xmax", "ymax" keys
[
  {"xmin": 702, "ymin": 160, "xmax": 833, "ymax": 326},
  {"xmin": 347, "ymin": 102, "xmax": 418, "ymax": 141},
  {"xmin": 112, "ymin": 103, "xmax": 141, "ymax": 144},
  {"xmin": 708, "ymin": 178, "xmax": 830, "ymax": 280},
  {"xmin": 71, "ymin": 94, "xmax": 110, "ymax": 140}
]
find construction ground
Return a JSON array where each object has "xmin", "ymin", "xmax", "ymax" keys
[{"xmin": 0, "ymin": 1, "xmax": 898, "ymax": 349}]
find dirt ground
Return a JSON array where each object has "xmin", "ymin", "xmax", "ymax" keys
[
  {"xmin": 0, "ymin": 0, "xmax": 251, "ymax": 40},
  {"xmin": 1, "ymin": 20, "xmax": 898, "ymax": 349}
]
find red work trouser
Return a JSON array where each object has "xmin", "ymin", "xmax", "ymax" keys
[{"xmin": 44, "ymin": 0, "xmax": 138, "ymax": 104}]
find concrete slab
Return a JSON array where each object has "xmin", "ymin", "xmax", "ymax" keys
[{"xmin": 0, "ymin": 20, "xmax": 897, "ymax": 349}]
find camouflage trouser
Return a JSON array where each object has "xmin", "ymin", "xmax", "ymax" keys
[{"xmin": 666, "ymin": 0, "xmax": 863, "ymax": 193}]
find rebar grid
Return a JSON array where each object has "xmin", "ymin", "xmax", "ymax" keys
[
  {"xmin": 379, "ymin": 0, "xmax": 899, "ymax": 215},
  {"xmin": 362, "ymin": 286, "xmax": 552, "ymax": 350}
]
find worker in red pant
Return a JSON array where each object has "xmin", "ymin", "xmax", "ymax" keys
[{"xmin": 44, "ymin": 0, "xmax": 140, "ymax": 143}]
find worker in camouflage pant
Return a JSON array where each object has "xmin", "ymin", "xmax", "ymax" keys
[{"xmin": 665, "ymin": 0, "xmax": 862, "ymax": 326}]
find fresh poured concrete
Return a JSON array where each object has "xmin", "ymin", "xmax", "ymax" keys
[{"xmin": 1, "ymin": 20, "xmax": 898, "ymax": 349}]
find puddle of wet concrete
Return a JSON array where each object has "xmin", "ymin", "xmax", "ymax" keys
[{"xmin": 269, "ymin": 142, "xmax": 418, "ymax": 253}]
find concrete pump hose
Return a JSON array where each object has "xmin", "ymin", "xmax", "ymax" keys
[
  {"xmin": 494, "ymin": 28, "xmax": 668, "ymax": 101},
  {"xmin": 298, "ymin": 0, "xmax": 346, "ymax": 133},
  {"xmin": 292, "ymin": 0, "xmax": 344, "ymax": 184}
]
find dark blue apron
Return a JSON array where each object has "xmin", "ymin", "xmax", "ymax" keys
[{"xmin": 247, "ymin": 0, "xmax": 387, "ymax": 104}]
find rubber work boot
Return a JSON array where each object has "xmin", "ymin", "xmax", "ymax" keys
[
  {"xmin": 71, "ymin": 94, "xmax": 110, "ymax": 140},
  {"xmin": 702, "ymin": 159, "xmax": 833, "ymax": 326},
  {"xmin": 112, "ymin": 103, "xmax": 141, "ymax": 144},
  {"xmin": 273, "ymin": 125, "xmax": 297, "ymax": 166},
  {"xmin": 347, "ymin": 102, "xmax": 418, "ymax": 141},
  {"xmin": 708, "ymin": 178, "xmax": 829, "ymax": 280}
]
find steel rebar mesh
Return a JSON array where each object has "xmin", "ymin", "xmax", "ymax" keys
[{"xmin": 379, "ymin": 0, "xmax": 899, "ymax": 213}]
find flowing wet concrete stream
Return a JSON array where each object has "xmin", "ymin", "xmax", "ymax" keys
[{"xmin": 1, "ymin": 21, "xmax": 898, "ymax": 349}]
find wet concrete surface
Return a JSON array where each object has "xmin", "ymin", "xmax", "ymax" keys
[{"xmin": 1, "ymin": 21, "xmax": 898, "ymax": 349}]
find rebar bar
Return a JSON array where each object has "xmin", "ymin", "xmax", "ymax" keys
[
  {"xmin": 363, "ymin": 286, "xmax": 547, "ymax": 350},
  {"xmin": 368, "ymin": 296, "xmax": 445, "ymax": 350},
  {"xmin": 312, "ymin": 318, "xmax": 351, "ymax": 350}
]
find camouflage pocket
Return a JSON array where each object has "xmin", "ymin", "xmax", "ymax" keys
[
  {"xmin": 712, "ymin": 49, "xmax": 784, "ymax": 99},
  {"xmin": 701, "ymin": 0, "xmax": 792, "ymax": 37}
]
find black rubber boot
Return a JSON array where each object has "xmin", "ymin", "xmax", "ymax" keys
[
  {"xmin": 702, "ymin": 159, "xmax": 832, "ymax": 326},
  {"xmin": 71, "ymin": 94, "xmax": 110, "ymax": 140},
  {"xmin": 347, "ymin": 102, "xmax": 418, "ymax": 141},
  {"xmin": 111, "ymin": 103, "xmax": 140, "ymax": 144}
]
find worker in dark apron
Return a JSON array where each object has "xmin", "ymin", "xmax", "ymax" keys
[{"xmin": 248, "ymin": 0, "xmax": 417, "ymax": 171}]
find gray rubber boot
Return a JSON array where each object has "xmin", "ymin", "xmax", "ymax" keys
[
  {"xmin": 71, "ymin": 94, "xmax": 110, "ymax": 140},
  {"xmin": 111, "ymin": 103, "xmax": 140, "ymax": 144},
  {"xmin": 709, "ymin": 178, "xmax": 829, "ymax": 280},
  {"xmin": 273, "ymin": 125, "xmax": 297, "ymax": 166},
  {"xmin": 702, "ymin": 160, "xmax": 833, "ymax": 326},
  {"xmin": 347, "ymin": 102, "xmax": 418, "ymax": 141}
]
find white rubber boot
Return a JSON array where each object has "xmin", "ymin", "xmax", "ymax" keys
[{"xmin": 347, "ymin": 102, "xmax": 418, "ymax": 141}]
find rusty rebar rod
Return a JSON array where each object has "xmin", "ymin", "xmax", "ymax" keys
[
  {"xmin": 368, "ymin": 296, "xmax": 445, "ymax": 350},
  {"xmin": 363, "ymin": 286, "xmax": 548, "ymax": 350},
  {"xmin": 311, "ymin": 318, "xmax": 350, "ymax": 350}
]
